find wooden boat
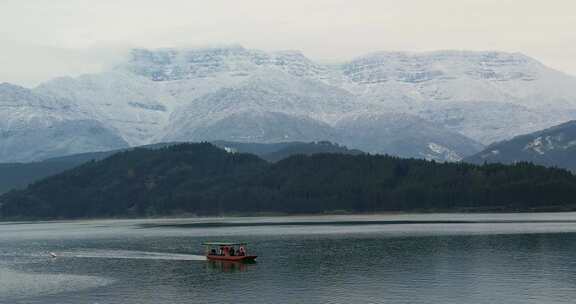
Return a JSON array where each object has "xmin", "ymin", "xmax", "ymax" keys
[{"xmin": 203, "ymin": 242, "xmax": 257, "ymax": 262}]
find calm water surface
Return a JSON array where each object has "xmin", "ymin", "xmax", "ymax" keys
[{"xmin": 2, "ymin": 213, "xmax": 576, "ymax": 303}]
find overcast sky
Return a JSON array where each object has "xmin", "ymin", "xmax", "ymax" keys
[{"xmin": 1, "ymin": 0, "xmax": 575, "ymax": 86}]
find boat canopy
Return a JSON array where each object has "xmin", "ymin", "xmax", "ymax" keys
[{"xmin": 203, "ymin": 242, "xmax": 247, "ymax": 246}]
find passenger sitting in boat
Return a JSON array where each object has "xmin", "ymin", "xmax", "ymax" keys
[
  {"xmin": 230, "ymin": 247, "xmax": 235, "ymax": 256},
  {"xmin": 238, "ymin": 246, "xmax": 245, "ymax": 256},
  {"xmin": 210, "ymin": 249, "xmax": 216, "ymax": 256}
]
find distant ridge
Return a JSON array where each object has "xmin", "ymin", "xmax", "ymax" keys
[
  {"xmin": 464, "ymin": 120, "xmax": 576, "ymax": 172},
  {"xmin": 212, "ymin": 141, "xmax": 364, "ymax": 162}
]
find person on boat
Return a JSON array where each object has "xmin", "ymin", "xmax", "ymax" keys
[
  {"xmin": 238, "ymin": 246, "xmax": 245, "ymax": 256},
  {"xmin": 229, "ymin": 247, "xmax": 235, "ymax": 256},
  {"xmin": 210, "ymin": 248, "xmax": 216, "ymax": 256}
]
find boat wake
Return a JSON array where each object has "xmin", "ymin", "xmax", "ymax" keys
[{"xmin": 54, "ymin": 249, "xmax": 206, "ymax": 261}]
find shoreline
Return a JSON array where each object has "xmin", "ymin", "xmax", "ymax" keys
[{"xmin": 2, "ymin": 209, "xmax": 576, "ymax": 224}]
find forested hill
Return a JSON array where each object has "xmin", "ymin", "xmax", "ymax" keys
[
  {"xmin": 0, "ymin": 141, "xmax": 363, "ymax": 196},
  {"xmin": 1, "ymin": 143, "xmax": 576, "ymax": 219}
]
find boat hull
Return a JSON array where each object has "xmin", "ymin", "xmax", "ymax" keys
[{"xmin": 206, "ymin": 255, "xmax": 257, "ymax": 262}]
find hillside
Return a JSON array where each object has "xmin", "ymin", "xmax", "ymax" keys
[
  {"xmin": 464, "ymin": 120, "xmax": 576, "ymax": 171},
  {"xmin": 0, "ymin": 162, "xmax": 82, "ymax": 195},
  {"xmin": 2, "ymin": 143, "xmax": 576, "ymax": 219}
]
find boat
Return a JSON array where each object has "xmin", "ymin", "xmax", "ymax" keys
[{"xmin": 203, "ymin": 242, "xmax": 257, "ymax": 262}]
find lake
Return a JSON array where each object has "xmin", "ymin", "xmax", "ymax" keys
[{"xmin": 2, "ymin": 213, "xmax": 576, "ymax": 303}]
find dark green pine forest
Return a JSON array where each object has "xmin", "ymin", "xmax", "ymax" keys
[{"xmin": 2, "ymin": 143, "xmax": 576, "ymax": 219}]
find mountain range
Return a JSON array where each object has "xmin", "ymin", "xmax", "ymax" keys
[{"xmin": 2, "ymin": 46, "xmax": 576, "ymax": 163}]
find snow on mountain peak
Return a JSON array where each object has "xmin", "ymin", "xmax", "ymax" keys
[
  {"xmin": 342, "ymin": 50, "xmax": 542, "ymax": 86},
  {"xmin": 121, "ymin": 46, "xmax": 326, "ymax": 82}
]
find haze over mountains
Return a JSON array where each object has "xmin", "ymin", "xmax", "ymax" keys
[{"xmin": 2, "ymin": 46, "xmax": 576, "ymax": 163}]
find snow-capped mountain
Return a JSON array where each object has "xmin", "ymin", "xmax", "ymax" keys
[
  {"xmin": 339, "ymin": 51, "xmax": 576, "ymax": 144},
  {"xmin": 0, "ymin": 83, "xmax": 128, "ymax": 162},
  {"xmin": 3, "ymin": 46, "xmax": 576, "ymax": 163},
  {"xmin": 464, "ymin": 120, "xmax": 576, "ymax": 171},
  {"xmin": 35, "ymin": 72, "xmax": 169, "ymax": 146}
]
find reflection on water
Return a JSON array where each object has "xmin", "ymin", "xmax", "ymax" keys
[
  {"xmin": 205, "ymin": 260, "xmax": 256, "ymax": 273},
  {"xmin": 2, "ymin": 214, "xmax": 576, "ymax": 303}
]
